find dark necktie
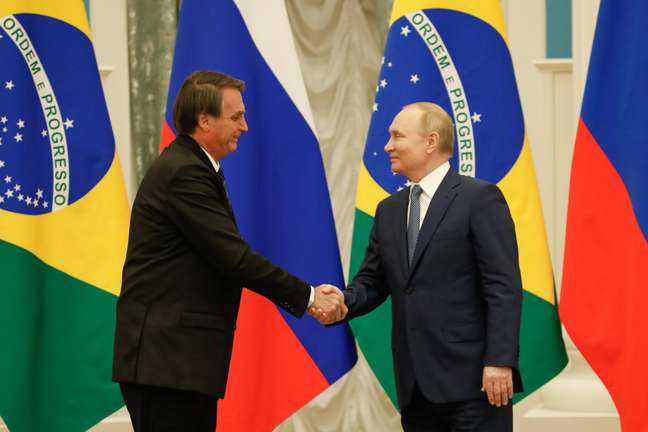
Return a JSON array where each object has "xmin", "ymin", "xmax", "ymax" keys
[
  {"xmin": 216, "ymin": 168, "xmax": 235, "ymax": 218},
  {"xmin": 216, "ymin": 167, "xmax": 226, "ymax": 186},
  {"xmin": 407, "ymin": 185, "xmax": 423, "ymax": 265}
]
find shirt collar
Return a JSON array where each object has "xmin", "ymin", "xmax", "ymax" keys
[
  {"xmin": 199, "ymin": 145, "xmax": 221, "ymax": 173},
  {"xmin": 411, "ymin": 161, "xmax": 450, "ymax": 198}
]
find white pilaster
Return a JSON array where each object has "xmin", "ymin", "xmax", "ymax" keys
[{"xmin": 90, "ymin": 0, "xmax": 135, "ymax": 204}]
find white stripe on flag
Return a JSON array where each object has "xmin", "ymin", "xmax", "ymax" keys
[{"xmin": 233, "ymin": 0, "xmax": 317, "ymax": 134}]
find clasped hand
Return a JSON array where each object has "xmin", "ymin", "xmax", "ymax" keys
[{"xmin": 308, "ymin": 284, "xmax": 347, "ymax": 324}]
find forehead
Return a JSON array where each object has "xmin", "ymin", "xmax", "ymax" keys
[{"xmin": 389, "ymin": 107, "xmax": 420, "ymax": 131}]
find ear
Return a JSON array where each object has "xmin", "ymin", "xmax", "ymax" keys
[
  {"xmin": 197, "ymin": 113, "xmax": 210, "ymax": 131},
  {"xmin": 426, "ymin": 131, "xmax": 440, "ymax": 154}
]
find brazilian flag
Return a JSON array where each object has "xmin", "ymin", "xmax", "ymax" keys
[{"xmin": 0, "ymin": 1, "xmax": 129, "ymax": 430}]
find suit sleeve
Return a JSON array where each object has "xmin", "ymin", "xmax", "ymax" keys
[
  {"xmin": 344, "ymin": 204, "xmax": 390, "ymax": 319},
  {"xmin": 470, "ymin": 183, "xmax": 523, "ymax": 368},
  {"xmin": 166, "ymin": 165, "xmax": 310, "ymax": 317}
]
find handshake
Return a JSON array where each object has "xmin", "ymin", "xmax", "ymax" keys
[{"xmin": 308, "ymin": 284, "xmax": 348, "ymax": 325}]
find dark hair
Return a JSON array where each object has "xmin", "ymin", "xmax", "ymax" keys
[{"xmin": 172, "ymin": 70, "xmax": 245, "ymax": 135}]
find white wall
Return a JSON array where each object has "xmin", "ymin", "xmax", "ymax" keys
[{"xmin": 91, "ymin": 0, "xmax": 135, "ymax": 204}]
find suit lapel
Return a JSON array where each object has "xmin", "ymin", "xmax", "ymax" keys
[
  {"xmin": 175, "ymin": 134, "xmax": 217, "ymax": 176},
  {"xmin": 406, "ymin": 170, "xmax": 460, "ymax": 283},
  {"xmin": 174, "ymin": 135, "xmax": 237, "ymax": 224},
  {"xmin": 392, "ymin": 189, "xmax": 410, "ymax": 278}
]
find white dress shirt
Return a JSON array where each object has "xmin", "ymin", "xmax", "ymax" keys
[
  {"xmin": 199, "ymin": 146, "xmax": 221, "ymax": 173},
  {"xmin": 407, "ymin": 161, "xmax": 450, "ymax": 228},
  {"xmin": 199, "ymin": 145, "xmax": 316, "ymax": 307}
]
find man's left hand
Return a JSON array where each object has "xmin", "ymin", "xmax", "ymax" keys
[{"xmin": 481, "ymin": 366, "xmax": 513, "ymax": 407}]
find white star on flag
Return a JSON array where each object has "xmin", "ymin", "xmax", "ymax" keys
[
  {"xmin": 41, "ymin": 129, "xmax": 48, "ymax": 137},
  {"xmin": 43, "ymin": 201, "xmax": 49, "ymax": 208},
  {"xmin": 25, "ymin": 197, "xmax": 32, "ymax": 205},
  {"xmin": 17, "ymin": 119, "xmax": 25, "ymax": 129},
  {"xmin": 0, "ymin": 197, "xmax": 4, "ymax": 204},
  {"xmin": 0, "ymin": 161, "xmax": 4, "ymax": 168},
  {"xmin": 36, "ymin": 189, "xmax": 43, "ymax": 198},
  {"xmin": 33, "ymin": 199, "xmax": 39, "ymax": 207},
  {"xmin": 5, "ymin": 189, "xmax": 14, "ymax": 198},
  {"xmin": 14, "ymin": 133, "xmax": 23, "ymax": 142},
  {"xmin": 17, "ymin": 194, "xmax": 24, "ymax": 201},
  {"xmin": 410, "ymin": 74, "xmax": 420, "ymax": 84},
  {"xmin": 373, "ymin": 152, "xmax": 378, "ymax": 156},
  {"xmin": 5, "ymin": 81, "xmax": 15, "ymax": 90},
  {"xmin": 380, "ymin": 79, "xmax": 388, "ymax": 88},
  {"xmin": 0, "ymin": 116, "xmax": 7, "ymax": 124},
  {"xmin": 2, "ymin": 127, "xmax": 7, "ymax": 133},
  {"xmin": 64, "ymin": 118, "xmax": 74, "ymax": 129},
  {"xmin": 397, "ymin": 186, "xmax": 404, "ymax": 191},
  {"xmin": 13, "ymin": 184, "xmax": 20, "ymax": 192},
  {"xmin": 4, "ymin": 175, "xmax": 11, "ymax": 183},
  {"xmin": 388, "ymin": 62, "xmax": 393, "ymax": 67},
  {"xmin": 400, "ymin": 25, "xmax": 411, "ymax": 37},
  {"xmin": 471, "ymin": 112, "xmax": 482, "ymax": 123},
  {"xmin": 373, "ymin": 103, "xmax": 379, "ymax": 112}
]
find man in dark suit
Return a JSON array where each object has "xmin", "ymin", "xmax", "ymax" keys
[
  {"xmin": 314, "ymin": 102, "xmax": 522, "ymax": 431},
  {"xmin": 112, "ymin": 70, "xmax": 346, "ymax": 432}
]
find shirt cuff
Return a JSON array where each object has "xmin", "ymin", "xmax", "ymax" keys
[{"xmin": 307, "ymin": 286, "xmax": 315, "ymax": 308}]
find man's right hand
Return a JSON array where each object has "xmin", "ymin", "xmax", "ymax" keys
[{"xmin": 308, "ymin": 284, "xmax": 347, "ymax": 324}]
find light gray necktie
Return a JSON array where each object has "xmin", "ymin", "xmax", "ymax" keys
[{"xmin": 407, "ymin": 185, "xmax": 423, "ymax": 265}]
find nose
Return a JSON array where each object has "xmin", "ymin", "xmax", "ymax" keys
[
  {"xmin": 239, "ymin": 117, "xmax": 249, "ymax": 133},
  {"xmin": 384, "ymin": 139, "xmax": 394, "ymax": 153}
]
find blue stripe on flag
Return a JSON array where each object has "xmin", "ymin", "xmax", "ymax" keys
[{"xmin": 580, "ymin": 0, "xmax": 648, "ymax": 239}]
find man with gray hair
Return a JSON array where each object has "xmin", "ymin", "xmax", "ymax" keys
[{"xmin": 314, "ymin": 102, "xmax": 523, "ymax": 431}]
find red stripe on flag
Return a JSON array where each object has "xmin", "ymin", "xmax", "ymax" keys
[
  {"xmin": 560, "ymin": 119, "xmax": 648, "ymax": 431},
  {"xmin": 216, "ymin": 290, "xmax": 329, "ymax": 431},
  {"xmin": 160, "ymin": 120, "xmax": 176, "ymax": 152}
]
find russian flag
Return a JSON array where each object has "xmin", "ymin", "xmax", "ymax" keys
[
  {"xmin": 560, "ymin": 1, "xmax": 648, "ymax": 430},
  {"xmin": 160, "ymin": 1, "xmax": 357, "ymax": 430}
]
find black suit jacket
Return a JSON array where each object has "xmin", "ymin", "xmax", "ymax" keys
[
  {"xmin": 112, "ymin": 134, "xmax": 310, "ymax": 397},
  {"xmin": 345, "ymin": 169, "xmax": 523, "ymax": 407}
]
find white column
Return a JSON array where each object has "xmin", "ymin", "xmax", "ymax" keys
[{"xmin": 90, "ymin": 0, "xmax": 136, "ymax": 204}]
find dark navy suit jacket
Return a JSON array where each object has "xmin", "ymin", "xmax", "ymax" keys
[{"xmin": 345, "ymin": 168, "xmax": 523, "ymax": 407}]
